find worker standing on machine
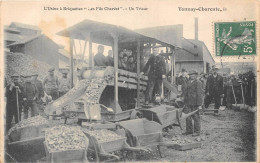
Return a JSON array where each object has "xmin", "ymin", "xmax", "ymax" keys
[
  {"xmin": 141, "ymin": 47, "xmax": 166, "ymax": 105},
  {"xmin": 183, "ymin": 70, "xmax": 203, "ymax": 137}
]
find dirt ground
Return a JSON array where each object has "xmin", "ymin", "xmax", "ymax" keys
[{"xmin": 134, "ymin": 106, "xmax": 257, "ymax": 162}]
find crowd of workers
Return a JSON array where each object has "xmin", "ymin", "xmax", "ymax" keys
[
  {"xmin": 5, "ymin": 68, "xmax": 71, "ymax": 132},
  {"xmin": 94, "ymin": 45, "xmax": 136, "ymax": 72},
  {"xmin": 6, "ymin": 44, "xmax": 256, "ymax": 137}
]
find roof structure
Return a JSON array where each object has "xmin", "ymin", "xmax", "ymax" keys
[
  {"xmin": 135, "ymin": 25, "xmax": 183, "ymax": 48},
  {"xmin": 7, "ymin": 34, "xmax": 43, "ymax": 47},
  {"xmin": 4, "ymin": 32, "xmax": 26, "ymax": 42},
  {"xmin": 175, "ymin": 38, "xmax": 214, "ymax": 63},
  {"xmin": 10, "ymin": 22, "xmax": 41, "ymax": 31},
  {"xmin": 57, "ymin": 19, "xmax": 174, "ymax": 48}
]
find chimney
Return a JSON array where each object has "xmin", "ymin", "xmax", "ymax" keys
[{"xmin": 195, "ymin": 17, "xmax": 198, "ymax": 40}]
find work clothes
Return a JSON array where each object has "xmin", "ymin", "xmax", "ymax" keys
[
  {"xmin": 205, "ymin": 74, "xmax": 223, "ymax": 113},
  {"xmin": 5, "ymin": 83, "xmax": 23, "ymax": 131},
  {"xmin": 143, "ymin": 55, "xmax": 166, "ymax": 103},
  {"xmin": 145, "ymin": 78, "xmax": 162, "ymax": 103},
  {"xmin": 59, "ymin": 77, "xmax": 71, "ymax": 97},
  {"xmin": 43, "ymin": 75, "xmax": 59, "ymax": 100},
  {"xmin": 34, "ymin": 79, "xmax": 44, "ymax": 101},
  {"xmin": 184, "ymin": 78, "xmax": 203, "ymax": 134},
  {"xmin": 23, "ymin": 81, "xmax": 39, "ymax": 118},
  {"xmin": 184, "ymin": 79, "xmax": 204, "ymax": 106},
  {"xmin": 185, "ymin": 105, "xmax": 201, "ymax": 134},
  {"xmin": 94, "ymin": 53, "xmax": 107, "ymax": 66},
  {"xmin": 106, "ymin": 56, "xmax": 114, "ymax": 66}
]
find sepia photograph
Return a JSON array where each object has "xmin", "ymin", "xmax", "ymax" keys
[{"xmin": 1, "ymin": 0, "xmax": 259, "ymax": 162}]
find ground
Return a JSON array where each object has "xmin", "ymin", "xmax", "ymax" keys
[
  {"xmin": 134, "ymin": 106, "xmax": 257, "ymax": 162},
  {"xmin": 6, "ymin": 105, "xmax": 256, "ymax": 162}
]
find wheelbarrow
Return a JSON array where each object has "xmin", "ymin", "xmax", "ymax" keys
[
  {"xmin": 140, "ymin": 105, "xmax": 199, "ymax": 130},
  {"xmin": 117, "ymin": 118, "xmax": 197, "ymax": 159},
  {"xmin": 81, "ymin": 127, "xmax": 148, "ymax": 162},
  {"xmin": 7, "ymin": 119, "xmax": 53, "ymax": 162}
]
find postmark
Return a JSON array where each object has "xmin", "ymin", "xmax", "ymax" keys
[{"xmin": 214, "ymin": 21, "xmax": 256, "ymax": 57}]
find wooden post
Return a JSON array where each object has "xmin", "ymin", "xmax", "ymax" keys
[
  {"xmin": 172, "ymin": 47, "xmax": 176, "ymax": 82},
  {"xmin": 112, "ymin": 33, "xmax": 119, "ymax": 110},
  {"xmin": 70, "ymin": 38, "xmax": 74, "ymax": 88},
  {"xmin": 171, "ymin": 48, "xmax": 174, "ymax": 85},
  {"xmin": 137, "ymin": 39, "xmax": 141, "ymax": 107},
  {"xmin": 89, "ymin": 35, "xmax": 93, "ymax": 68}
]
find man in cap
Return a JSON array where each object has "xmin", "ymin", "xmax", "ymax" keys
[
  {"xmin": 43, "ymin": 68, "xmax": 59, "ymax": 100},
  {"xmin": 23, "ymin": 74, "xmax": 39, "ymax": 118},
  {"xmin": 5, "ymin": 74, "xmax": 24, "ymax": 131},
  {"xmin": 94, "ymin": 45, "xmax": 107, "ymax": 67},
  {"xmin": 205, "ymin": 68, "xmax": 224, "ymax": 115},
  {"xmin": 58, "ymin": 70, "xmax": 71, "ymax": 97},
  {"xmin": 32, "ymin": 73, "xmax": 44, "ymax": 102},
  {"xmin": 141, "ymin": 47, "xmax": 166, "ymax": 105},
  {"xmin": 183, "ymin": 70, "xmax": 203, "ymax": 137},
  {"xmin": 106, "ymin": 50, "xmax": 114, "ymax": 66}
]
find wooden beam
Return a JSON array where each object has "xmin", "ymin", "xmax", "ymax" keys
[
  {"xmin": 173, "ymin": 47, "xmax": 176, "ymax": 83},
  {"xmin": 111, "ymin": 32, "xmax": 119, "ymax": 111},
  {"xmin": 89, "ymin": 34, "xmax": 93, "ymax": 68},
  {"xmin": 137, "ymin": 39, "xmax": 141, "ymax": 107},
  {"xmin": 70, "ymin": 39, "xmax": 74, "ymax": 88}
]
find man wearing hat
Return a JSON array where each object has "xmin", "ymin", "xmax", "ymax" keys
[
  {"xmin": 43, "ymin": 68, "xmax": 59, "ymax": 100},
  {"xmin": 58, "ymin": 71, "xmax": 71, "ymax": 97},
  {"xmin": 23, "ymin": 74, "xmax": 39, "ymax": 119},
  {"xmin": 32, "ymin": 73, "xmax": 44, "ymax": 105},
  {"xmin": 205, "ymin": 68, "xmax": 224, "ymax": 115},
  {"xmin": 183, "ymin": 70, "xmax": 203, "ymax": 136},
  {"xmin": 141, "ymin": 47, "xmax": 166, "ymax": 105},
  {"xmin": 5, "ymin": 74, "xmax": 24, "ymax": 131}
]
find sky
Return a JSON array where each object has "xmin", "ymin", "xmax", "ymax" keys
[{"xmin": 1, "ymin": 0, "xmax": 259, "ymax": 63}]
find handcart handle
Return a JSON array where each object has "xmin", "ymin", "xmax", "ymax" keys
[{"xmin": 99, "ymin": 152, "xmax": 120, "ymax": 161}]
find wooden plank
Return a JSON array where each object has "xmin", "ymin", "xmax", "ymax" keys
[
  {"xmin": 118, "ymin": 76, "xmax": 147, "ymax": 85},
  {"xmin": 137, "ymin": 39, "xmax": 141, "ymax": 107},
  {"xmin": 113, "ymin": 33, "xmax": 119, "ymax": 111},
  {"xmin": 89, "ymin": 35, "xmax": 93, "ymax": 68},
  {"xmin": 70, "ymin": 39, "xmax": 74, "ymax": 88}
]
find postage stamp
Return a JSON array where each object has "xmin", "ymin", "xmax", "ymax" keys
[{"xmin": 214, "ymin": 21, "xmax": 256, "ymax": 56}]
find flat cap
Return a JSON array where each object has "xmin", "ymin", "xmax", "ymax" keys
[
  {"xmin": 188, "ymin": 70, "xmax": 198, "ymax": 75},
  {"xmin": 48, "ymin": 68, "xmax": 55, "ymax": 72}
]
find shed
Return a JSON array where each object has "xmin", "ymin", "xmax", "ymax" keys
[{"xmin": 175, "ymin": 38, "xmax": 215, "ymax": 74}]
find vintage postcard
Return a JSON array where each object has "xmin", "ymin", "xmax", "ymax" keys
[{"xmin": 0, "ymin": 0, "xmax": 259, "ymax": 162}]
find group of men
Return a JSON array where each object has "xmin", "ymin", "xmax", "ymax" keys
[
  {"xmin": 141, "ymin": 47, "xmax": 226, "ymax": 137},
  {"xmin": 5, "ymin": 68, "xmax": 71, "ymax": 132},
  {"xmin": 176, "ymin": 67, "xmax": 225, "ymax": 136},
  {"xmin": 94, "ymin": 45, "xmax": 136, "ymax": 72}
]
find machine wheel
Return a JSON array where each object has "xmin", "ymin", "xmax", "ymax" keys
[{"xmin": 130, "ymin": 110, "xmax": 141, "ymax": 120}]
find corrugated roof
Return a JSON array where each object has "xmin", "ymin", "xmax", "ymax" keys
[
  {"xmin": 135, "ymin": 25, "xmax": 183, "ymax": 48},
  {"xmin": 57, "ymin": 19, "xmax": 173, "ymax": 47},
  {"xmin": 4, "ymin": 32, "xmax": 26, "ymax": 42},
  {"xmin": 7, "ymin": 34, "xmax": 43, "ymax": 47},
  {"xmin": 10, "ymin": 22, "xmax": 41, "ymax": 31}
]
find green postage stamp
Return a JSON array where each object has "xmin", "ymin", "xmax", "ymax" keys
[{"xmin": 214, "ymin": 21, "xmax": 256, "ymax": 56}]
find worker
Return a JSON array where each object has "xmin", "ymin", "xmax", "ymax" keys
[
  {"xmin": 23, "ymin": 74, "xmax": 39, "ymax": 119},
  {"xmin": 176, "ymin": 69, "xmax": 189, "ymax": 98},
  {"xmin": 205, "ymin": 68, "xmax": 224, "ymax": 115},
  {"xmin": 43, "ymin": 68, "xmax": 59, "ymax": 100},
  {"xmin": 183, "ymin": 70, "xmax": 203, "ymax": 137},
  {"xmin": 94, "ymin": 45, "xmax": 107, "ymax": 67},
  {"xmin": 5, "ymin": 74, "xmax": 24, "ymax": 132},
  {"xmin": 127, "ymin": 56, "xmax": 136, "ymax": 72},
  {"xmin": 119, "ymin": 54, "xmax": 128, "ymax": 70},
  {"xmin": 141, "ymin": 47, "xmax": 166, "ymax": 105},
  {"xmin": 106, "ymin": 50, "xmax": 114, "ymax": 66},
  {"xmin": 32, "ymin": 73, "xmax": 44, "ymax": 103},
  {"xmin": 59, "ymin": 71, "xmax": 71, "ymax": 97}
]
